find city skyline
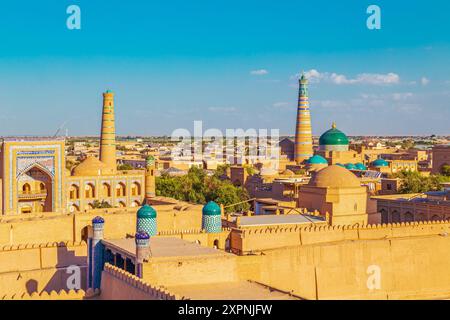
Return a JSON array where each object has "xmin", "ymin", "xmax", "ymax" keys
[{"xmin": 0, "ymin": 0, "xmax": 449, "ymax": 136}]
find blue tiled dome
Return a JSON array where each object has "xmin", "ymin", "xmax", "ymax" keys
[
  {"xmin": 135, "ymin": 231, "xmax": 150, "ymax": 240},
  {"xmin": 202, "ymin": 201, "xmax": 221, "ymax": 216},
  {"xmin": 345, "ymin": 163, "xmax": 357, "ymax": 170},
  {"xmin": 355, "ymin": 163, "xmax": 367, "ymax": 170},
  {"xmin": 319, "ymin": 122, "xmax": 349, "ymax": 146},
  {"xmin": 372, "ymin": 158, "xmax": 389, "ymax": 167},
  {"xmin": 92, "ymin": 216, "xmax": 104, "ymax": 224},
  {"xmin": 306, "ymin": 155, "xmax": 328, "ymax": 165},
  {"xmin": 137, "ymin": 204, "xmax": 157, "ymax": 219}
]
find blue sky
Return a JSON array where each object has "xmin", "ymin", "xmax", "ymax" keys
[{"xmin": 0, "ymin": 0, "xmax": 449, "ymax": 136}]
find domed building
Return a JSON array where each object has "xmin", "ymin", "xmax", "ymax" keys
[
  {"xmin": 319, "ymin": 122, "xmax": 349, "ymax": 152},
  {"xmin": 369, "ymin": 158, "xmax": 391, "ymax": 174},
  {"xmin": 298, "ymin": 165, "xmax": 368, "ymax": 226},
  {"xmin": 306, "ymin": 155, "xmax": 328, "ymax": 172},
  {"xmin": 316, "ymin": 122, "xmax": 364, "ymax": 167}
]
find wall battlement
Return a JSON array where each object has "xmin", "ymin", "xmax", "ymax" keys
[
  {"xmin": 233, "ymin": 219, "xmax": 450, "ymax": 253},
  {"xmin": 1, "ymin": 289, "xmax": 98, "ymax": 300},
  {"xmin": 101, "ymin": 263, "xmax": 184, "ymax": 300},
  {"xmin": 0, "ymin": 240, "xmax": 86, "ymax": 252}
]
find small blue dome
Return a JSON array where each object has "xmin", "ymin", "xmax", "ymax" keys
[
  {"xmin": 336, "ymin": 163, "xmax": 346, "ymax": 167},
  {"xmin": 92, "ymin": 216, "xmax": 104, "ymax": 224},
  {"xmin": 306, "ymin": 155, "xmax": 328, "ymax": 165},
  {"xmin": 355, "ymin": 163, "xmax": 367, "ymax": 170},
  {"xmin": 345, "ymin": 163, "xmax": 357, "ymax": 170},
  {"xmin": 203, "ymin": 201, "xmax": 221, "ymax": 216},
  {"xmin": 135, "ymin": 231, "xmax": 150, "ymax": 240},
  {"xmin": 372, "ymin": 158, "xmax": 389, "ymax": 167},
  {"xmin": 137, "ymin": 204, "xmax": 157, "ymax": 218}
]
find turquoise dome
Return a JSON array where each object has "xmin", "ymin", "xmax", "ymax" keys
[
  {"xmin": 203, "ymin": 201, "xmax": 221, "ymax": 216},
  {"xmin": 306, "ymin": 155, "xmax": 328, "ymax": 165},
  {"xmin": 319, "ymin": 122, "xmax": 349, "ymax": 146},
  {"xmin": 336, "ymin": 163, "xmax": 346, "ymax": 167},
  {"xmin": 137, "ymin": 204, "xmax": 157, "ymax": 218},
  {"xmin": 345, "ymin": 163, "xmax": 357, "ymax": 170},
  {"xmin": 372, "ymin": 158, "xmax": 389, "ymax": 167},
  {"xmin": 355, "ymin": 163, "xmax": 367, "ymax": 171}
]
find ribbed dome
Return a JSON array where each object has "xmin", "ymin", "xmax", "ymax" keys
[
  {"xmin": 345, "ymin": 163, "xmax": 357, "ymax": 170},
  {"xmin": 72, "ymin": 156, "xmax": 107, "ymax": 176},
  {"xmin": 355, "ymin": 163, "xmax": 367, "ymax": 170},
  {"xmin": 307, "ymin": 155, "xmax": 328, "ymax": 165},
  {"xmin": 372, "ymin": 158, "xmax": 389, "ymax": 167},
  {"xmin": 319, "ymin": 123, "xmax": 349, "ymax": 146},
  {"xmin": 203, "ymin": 201, "xmax": 221, "ymax": 216},
  {"xmin": 308, "ymin": 165, "xmax": 360, "ymax": 188},
  {"xmin": 137, "ymin": 204, "xmax": 157, "ymax": 218}
]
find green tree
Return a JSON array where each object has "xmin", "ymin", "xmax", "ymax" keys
[
  {"xmin": 441, "ymin": 165, "xmax": 450, "ymax": 177},
  {"xmin": 394, "ymin": 170, "xmax": 450, "ymax": 194},
  {"xmin": 156, "ymin": 166, "xmax": 250, "ymax": 213},
  {"xmin": 117, "ymin": 163, "xmax": 134, "ymax": 171},
  {"xmin": 91, "ymin": 200, "xmax": 113, "ymax": 209}
]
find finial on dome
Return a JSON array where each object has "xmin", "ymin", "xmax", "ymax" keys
[{"xmin": 332, "ymin": 121, "xmax": 337, "ymax": 129}]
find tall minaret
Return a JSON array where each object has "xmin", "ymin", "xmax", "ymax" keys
[
  {"xmin": 100, "ymin": 90, "xmax": 117, "ymax": 174},
  {"xmin": 294, "ymin": 73, "xmax": 313, "ymax": 164}
]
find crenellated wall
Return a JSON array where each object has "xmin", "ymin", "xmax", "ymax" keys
[
  {"xmin": 0, "ymin": 205, "xmax": 203, "ymax": 246},
  {"xmin": 0, "ymin": 241, "xmax": 87, "ymax": 295},
  {"xmin": 1, "ymin": 289, "xmax": 98, "ymax": 300},
  {"xmin": 231, "ymin": 220, "xmax": 450, "ymax": 254},
  {"xmin": 99, "ymin": 263, "xmax": 183, "ymax": 300}
]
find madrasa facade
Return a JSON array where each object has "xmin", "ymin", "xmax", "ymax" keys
[{"xmin": 0, "ymin": 91, "xmax": 154, "ymax": 215}]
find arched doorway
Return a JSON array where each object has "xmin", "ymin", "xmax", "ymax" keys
[
  {"xmin": 116, "ymin": 182, "xmax": 126, "ymax": 197},
  {"xmin": 17, "ymin": 165, "xmax": 53, "ymax": 214}
]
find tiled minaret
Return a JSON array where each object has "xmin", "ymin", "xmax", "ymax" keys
[
  {"xmin": 294, "ymin": 73, "xmax": 313, "ymax": 164},
  {"xmin": 100, "ymin": 90, "xmax": 117, "ymax": 174}
]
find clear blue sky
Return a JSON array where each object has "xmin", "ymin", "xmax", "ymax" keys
[{"xmin": 0, "ymin": 0, "xmax": 449, "ymax": 136}]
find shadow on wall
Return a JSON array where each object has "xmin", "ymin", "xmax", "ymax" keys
[{"xmin": 23, "ymin": 244, "xmax": 87, "ymax": 295}]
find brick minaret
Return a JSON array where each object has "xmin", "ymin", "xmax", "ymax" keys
[
  {"xmin": 294, "ymin": 73, "xmax": 313, "ymax": 164},
  {"xmin": 100, "ymin": 90, "xmax": 117, "ymax": 173}
]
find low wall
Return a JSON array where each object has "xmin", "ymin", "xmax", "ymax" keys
[
  {"xmin": 99, "ymin": 263, "xmax": 182, "ymax": 300},
  {"xmin": 1, "ymin": 289, "xmax": 98, "ymax": 300},
  {"xmin": 0, "ymin": 241, "xmax": 87, "ymax": 295}
]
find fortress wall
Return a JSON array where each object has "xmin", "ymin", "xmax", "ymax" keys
[
  {"xmin": 0, "ymin": 207, "xmax": 202, "ymax": 246},
  {"xmin": 99, "ymin": 263, "xmax": 180, "ymax": 300},
  {"xmin": 0, "ymin": 242, "xmax": 87, "ymax": 295},
  {"xmin": 143, "ymin": 254, "xmax": 238, "ymax": 287},
  {"xmin": 235, "ymin": 231, "xmax": 450, "ymax": 300},
  {"xmin": 1, "ymin": 289, "xmax": 96, "ymax": 300},
  {"xmin": 235, "ymin": 220, "xmax": 450, "ymax": 253}
]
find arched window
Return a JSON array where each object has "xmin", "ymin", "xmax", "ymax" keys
[
  {"xmin": 131, "ymin": 182, "xmax": 141, "ymax": 196},
  {"xmin": 116, "ymin": 182, "xmax": 126, "ymax": 197},
  {"xmin": 391, "ymin": 210, "xmax": 401, "ymax": 223},
  {"xmin": 69, "ymin": 185, "xmax": 80, "ymax": 200},
  {"xmin": 22, "ymin": 183, "xmax": 31, "ymax": 194},
  {"xmin": 131, "ymin": 200, "xmax": 140, "ymax": 207},
  {"xmin": 213, "ymin": 239, "xmax": 219, "ymax": 249},
  {"xmin": 380, "ymin": 209, "xmax": 388, "ymax": 224},
  {"xmin": 39, "ymin": 183, "xmax": 46, "ymax": 192},
  {"xmin": 69, "ymin": 204, "xmax": 79, "ymax": 213},
  {"xmin": 404, "ymin": 212, "xmax": 414, "ymax": 222},
  {"xmin": 85, "ymin": 183, "xmax": 95, "ymax": 199},
  {"xmin": 118, "ymin": 201, "xmax": 126, "ymax": 208},
  {"xmin": 102, "ymin": 183, "xmax": 111, "ymax": 197},
  {"xmin": 432, "ymin": 215, "xmax": 441, "ymax": 221}
]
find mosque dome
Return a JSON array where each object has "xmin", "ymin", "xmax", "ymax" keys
[
  {"xmin": 202, "ymin": 201, "xmax": 221, "ymax": 216},
  {"xmin": 355, "ymin": 163, "xmax": 367, "ymax": 171},
  {"xmin": 92, "ymin": 216, "xmax": 104, "ymax": 224},
  {"xmin": 336, "ymin": 163, "xmax": 346, "ymax": 167},
  {"xmin": 372, "ymin": 158, "xmax": 389, "ymax": 167},
  {"xmin": 306, "ymin": 155, "xmax": 328, "ymax": 165},
  {"xmin": 319, "ymin": 122, "xmax": 349, "ymax": 151},
  {"xmin": 135, "ymin": 231, "xmax": 150, "ymax": 240},
  {"xmin": 345, "ymin": 163, "xmax": 357, "ymax": 170},
  {"xmin": 137, "ymin": 204, "xmax": 157, "ymax": 219},
  {"xmin": 308, "ymin": 165, "xmax": 361, "ymax": 188},
  {"xmin": 72, "ymin": 156, "xmax": 107, "ymax": 176}
]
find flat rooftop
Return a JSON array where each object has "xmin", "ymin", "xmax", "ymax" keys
[
  {"xmin": 167, "ymin": 281, "xmax": 301, "ymax": 300},
  {"xmin": 233, "ymin": 214, "xmax": 326, "ymax": 227},
  {"xmin": 102, "ymin": 237, "xmax": 230, "ymax": 259}
]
